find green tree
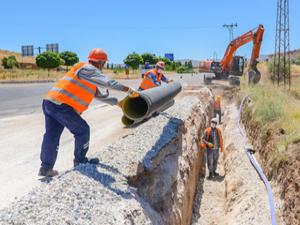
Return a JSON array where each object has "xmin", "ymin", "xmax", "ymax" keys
[
  {"xmin": 171, "ymin": 61, "xmax": 176, "ymax": 71},
  {"xmin": 2, "ymin": 56, "xmax": 18, "ymax": 69},
  {"xmin": 59, "ymin": 51, "xmax": 79, "ymax": 70},
  {"xmin": 59, "ymin": 58, "xmax": 65, "ymax": 66},
  {"xmin": 157, "ymin": 56, "xmax": 171, "ymax": 66},
  {"xmin": 141, "ymin": 53, "xmax": 158, "ymax": 65},
  {"xmin": 36, "ymin": 51, "xmax": 61, "ymax": 76},
  {"xmin": 187, "ymin": 60, "xmax": 193, "ymax": 69},
  {"xmin": 295, "ymin": 56, "xmax": 300, "ymax": 65},
  {"xmin": 123, "ymin": 52, "xmax": 143, "ymax": 72},
  {"xmin": 175, "ymin": 61, "xmax": 182, "ymax": 68}
]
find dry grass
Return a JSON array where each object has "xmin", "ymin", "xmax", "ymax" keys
[
  {"xmin": 291, "ymin": 64, "xmax": 300, "ymax": 76},
  {"xmin": 241, "ymin": 73, "xmax": 300, "ymax": 170},
  {"xmin": 110, "ymin": 72, "xmax": 141, "ymax": 80},
  {"xmin": 0, "ymin": 68, "xmax": 64, "ymax": 81},
  {"xmin": 0, "ymin": 49, "xmax": 35, "ymax": 64}
]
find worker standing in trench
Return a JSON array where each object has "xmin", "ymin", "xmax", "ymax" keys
[
  {"xmin": 213, "ymin": 96, "xmax": 222, "ymax": 124},
  {"xmin": 201, "ymin": 118, "xmax": 224, "ymax": 179},
  {"xmin": 138, "ymin": 61, "xmax": 172, "ymax": 91},
  {"xmin": 39, "ymin": 48, "xmax": 140, "ymax": 177}
]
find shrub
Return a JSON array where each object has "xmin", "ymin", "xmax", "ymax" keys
[
  {"xmin": 59, "ymin": 51, "xmax": 79, "ymax": 69},
  {"xmin": 2, "ymin": 56, "xmax": 19, "ymax": 69},
  {"xmin": 36, "ymin": 51, "xmax": 61, "ymax": 76}
]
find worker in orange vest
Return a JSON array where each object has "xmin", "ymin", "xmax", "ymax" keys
[
  {"xmin": 201, "ymin": 118, "xmax": 224, "ymax": 179},
  {"xmin": 213, "ymin": 96, "xmax": 222, "ymax": 124},
  {"xmin": 138, "ymin": 61, "xmax": 171, "ymax": 91},
  {"xmin": 39, "ymin": 48, "xmax": 139, "ymax": 177}
]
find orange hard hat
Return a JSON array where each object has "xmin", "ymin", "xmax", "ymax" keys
[
  {"xmin": 88, "ymin": 48, "xmax": 108, "ymax": 62},
  {"xmin": 156, "ymin": 61, "xmax": 165, "ymax": 69}
]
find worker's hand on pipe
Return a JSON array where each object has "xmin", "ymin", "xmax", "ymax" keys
[
  {"xmin": 168, "ymin": 80, "xmax": 174, "ymax": 83},
  {"xmin": 117, "ymin": 99, "xmax": 125, "ymax": 108},
  {"xmin": 127, "ymin": 87, "xmax": 140, "ymax": 98},
  {"xmin": 207, "ymin": 143, "xmax": 214, "ymax": 148}
]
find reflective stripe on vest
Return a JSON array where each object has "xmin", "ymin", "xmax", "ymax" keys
[
  {"xmin": 139, "ymin": 69, "xmax": 162, "ymax": 90},
  {"xmin": 47, "ymin": 62, "xmax": 97, "ymax": 113},
  {"xmin": 200, "ymin": 127, "xmax": 223, "ymax": 149}
]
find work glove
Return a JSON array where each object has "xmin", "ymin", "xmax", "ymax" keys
[
  {"xmin": 221, "ymin": 147, "xmax": 224, "ymax": 153},
  {"xmin": 117, "ymin": 99, "xmax": 125, "ymax": 108},
  {"xmin": 127, "ymin": 87, "xmax": 140, "ymax": 98},
  {"xmin": 207, "ymin": 143, "xmax": 214, "ymax": 148}
]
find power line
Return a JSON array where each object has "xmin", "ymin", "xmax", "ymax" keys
[
  {"xmin": 223, "ymin": 23, "xmax": 238, "ymax": 42},
  {"xmin": 273, "ymin": 0, "xmax": 291, "ymax": 89}
]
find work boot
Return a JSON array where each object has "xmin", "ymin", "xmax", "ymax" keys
[
  {"xmin": 38, "ymin": 167, "xmax": 59, "ymax": 177},
  {"xmin": 207, "ymin": 172, "xmax": 213, "ymax": 180},
  {"xmin": 214, "ymin": 172, "xmax": 220, "ymax": 177},
  {"xmin": 73, "ymin": 157, "xmax": 100, "ymax": 167}
]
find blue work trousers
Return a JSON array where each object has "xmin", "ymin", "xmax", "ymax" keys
[
  {"xmin": 40, "ymin": 100, "xmax": 90, "ymax": 169},
  {"xmin": 206, "ymin": 148, "xmax": 220, "ymax": 173}
]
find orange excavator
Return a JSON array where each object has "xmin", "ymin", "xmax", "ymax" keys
[{"xmin": 200, "ymin": 24, "xmax": 264, "ymax": 84}]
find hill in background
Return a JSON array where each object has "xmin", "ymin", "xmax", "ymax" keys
[{"xmin": 0, "ymin": 49, "xmax": 35, "ymax": 64}]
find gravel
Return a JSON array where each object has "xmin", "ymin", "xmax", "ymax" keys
[{"xmin": 0, "ymin": 94, "xmax": 203, "ymax": 225}]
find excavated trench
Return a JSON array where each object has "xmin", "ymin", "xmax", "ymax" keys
[
  {"xmin": 190, "ymin": 84, "xmax": 285, "ymax": 225},
  {"xmin": 0, "ymin": 85, "xmax": 286, "ymax": 225},
  {"xmin": 0, "ymin": 87, "xmax": 215, "ymax": 225}
]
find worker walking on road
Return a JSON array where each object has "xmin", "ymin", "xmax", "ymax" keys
[
  {"xmin": 39, "ymin": 48, "xmax": 139, "ymax": 177},
  {"xmin": 213, "ymin": 96, "xmax": 222, "ymax": 124},
  {"xmin": 138, "ymin": 61, "xmax": 172, "ymax": 91},
  {"xmin": 201, "ymin": 118, "xmax": 224, "ymax": 180}
]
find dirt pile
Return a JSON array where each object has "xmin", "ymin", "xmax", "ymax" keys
[{"xmin": 242, "ymin": 103, "xmax": 300, "ymax": 225}]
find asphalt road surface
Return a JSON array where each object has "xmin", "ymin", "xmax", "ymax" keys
[
  {"xmin": 0, "ymin": 72, "xmax": 205, "ymax": 209},
  {"xmin": 0, "ymin": 73, "xmax": 204, "ymax": 118}
]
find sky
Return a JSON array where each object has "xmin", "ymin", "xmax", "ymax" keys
[{"xmin": 0, "ymin": 0, "xmax": 299, "ymax": 63}]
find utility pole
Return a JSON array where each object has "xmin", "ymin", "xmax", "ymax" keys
[
  {"xmin": 35, "ymin": 46, "xmax": 45, "ymax": 55},
  {"xmin": 273, "ymin": 0, "xmax": 291, "ymax": 89},
  {"xmin": 223, "ymin": 23, "xmax": 238, "ymax": 42}
]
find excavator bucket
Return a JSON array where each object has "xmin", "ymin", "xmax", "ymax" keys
[{"xmin": 248, "ymin": 69, "xmax": 261, "ymax": 84}]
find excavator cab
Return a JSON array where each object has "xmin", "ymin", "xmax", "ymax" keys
[
  {"xmin": 211, "ymin": 56, "xmax": 244, "ymax": 79},
  {"xmin": 230, "ymin": 56, "xmax": 245, "ymax": 76}
]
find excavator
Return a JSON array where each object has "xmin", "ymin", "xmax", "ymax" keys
[{"xmin": 200, "ymin": 24, "xmax": 264, "ymax": 84}]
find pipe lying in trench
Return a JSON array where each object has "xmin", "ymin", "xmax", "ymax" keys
[
  {"xmin": 238, "ymin": 96, "xmax": 277, "ymax": 225},
  {"xmin": 120, "ymin": 82, "xmax": 182, "ymax": 126}
]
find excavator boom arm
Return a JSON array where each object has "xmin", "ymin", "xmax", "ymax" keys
[
  {"xmin": 220, "ymin": 25, "xmax": 264, "ymax": 72},
  {"xmin": 250, "ymin": 25, "xmax": 265, "ymax": 69}
]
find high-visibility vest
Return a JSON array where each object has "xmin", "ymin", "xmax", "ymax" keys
[
  {"xmin": 139, "ymin": 69, "xmax": 162, "ymax": 90},
  {"xmin": 200, "ymin": 127, "xmax": 224, "ymax": 150},
  {"xmin": 47, "ymin": 62, "xmax": 97, "ymax": 113},
  {"xmin": 214, "ymin": 99, "xmax": 221, "ymax": 110}
]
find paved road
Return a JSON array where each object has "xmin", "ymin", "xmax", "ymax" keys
[
  {"xmin": 0, "ymin": 72, "xmax": 205, "ymax": 209},
  {"xmin": 0, "ymin": 80, "xmax": 139, "ymax": 118},
  {"xmin": 0, "ymin": 73, "xmax": 205, "ymax": 118}
]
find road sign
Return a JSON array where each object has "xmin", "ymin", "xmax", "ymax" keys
[
  {"xmin": 46, "ymin": 43, "xmax": 59, "ymax": 53},
  {"xmin": 21, "ymin": 45, "xmax": 34, "ymax": 56},
  {"xmin": 165, "ymin": 53, "xmax": 174, "ymax": 61}
]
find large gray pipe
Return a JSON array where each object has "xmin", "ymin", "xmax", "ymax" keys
[{"xmin": 121, "ymin": 81, "xmax": 182, "ymax": 125}]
